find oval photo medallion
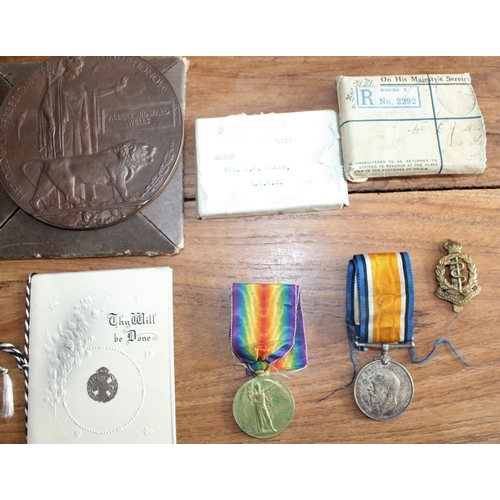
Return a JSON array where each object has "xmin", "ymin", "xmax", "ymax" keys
[{"xmin": 0, "ymin": 56, "xmax": 183, "ymax": 229}]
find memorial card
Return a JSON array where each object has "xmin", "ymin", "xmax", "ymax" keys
[{"xmin": 25, "ymin": 267, "xmax": 176, "ymax": 443}]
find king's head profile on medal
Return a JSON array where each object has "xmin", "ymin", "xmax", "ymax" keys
[{"xmin": 362, "ymin": 369, "xmax": 400, "ymax": 414}]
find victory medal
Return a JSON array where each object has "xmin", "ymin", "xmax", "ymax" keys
[
  {"xmin": 230, "ymin": 284, "xmax": 307, "ymax": 438},
  {"xmin": 232, "ymin": 362, "xmax": 295, "ymax": 439}
]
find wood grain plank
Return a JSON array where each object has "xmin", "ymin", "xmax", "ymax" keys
[
  {"xmin": 1, "ymin": 57, "xmax": 499, "ymax": 444},
  {"xmin": 2, "ymin": 57, "xmax": 498, "ymax": 200},
  {"xmin": 1, "ymin": 189, "xmax": 499, "ymax": 443},
  {"xmin": 184, "ymin": 56, "xmax": 500, "ymax": 200}
]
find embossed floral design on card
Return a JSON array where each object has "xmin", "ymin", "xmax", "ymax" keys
[{"xmin": 26, "ymin": 267, "xmax": 175, "ymax": 443}]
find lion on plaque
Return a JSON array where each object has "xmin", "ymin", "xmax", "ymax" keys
[{"xmin": 21, "ymin": 139, "xmax": 156, "ymax": 211}]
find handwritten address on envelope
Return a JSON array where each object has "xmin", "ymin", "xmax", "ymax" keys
[
  {"xmin": 336, "ymin": 74, "xmax": 486, "ymax": 182},
  {"xmin": 195, "ymin": 110, "xmax": 348, "ymax": 218}
]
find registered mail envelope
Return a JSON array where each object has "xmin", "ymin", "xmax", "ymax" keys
[{"xmin": 336, "ymin": 74, "xmax": 486, "ymax": 182}]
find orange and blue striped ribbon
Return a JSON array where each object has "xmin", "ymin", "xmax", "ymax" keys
[
  {"xmin": 230, "ymin": 283, "xmax": 307, "ymax": 373},
  {"xmin": 346, "ymin": 253, "xmax": 414, "ymax": 348}
]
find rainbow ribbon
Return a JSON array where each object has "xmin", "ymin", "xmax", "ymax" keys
[
  {"xmin": 346, "ymin": 253, "xmax": 414, "ymax": 348},
  {"xmin": 230, "ymin": 283, "xmax": 307, "ymax": 373}
]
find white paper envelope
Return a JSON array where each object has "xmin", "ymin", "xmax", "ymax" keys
[{"xmin": 195, "ymin": 110, "xmax": 348, "ymax": 218}]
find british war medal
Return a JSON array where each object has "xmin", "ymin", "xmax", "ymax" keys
[{"xmin": 346, "ymin": 253, "xmax": 415, "ymax": 421}]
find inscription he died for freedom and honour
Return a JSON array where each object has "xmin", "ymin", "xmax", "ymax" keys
[
  {"xmin": 354, "ymin": 359, "xmax": 414, "ymax": 421},
  {"xmin": 0, "ymin": 56, "xmax": 183, "ymax": 229}
]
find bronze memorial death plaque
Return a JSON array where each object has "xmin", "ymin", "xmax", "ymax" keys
[{"xmin": 0, "ymin": 56, "xmax": 183, "ymax": 230}]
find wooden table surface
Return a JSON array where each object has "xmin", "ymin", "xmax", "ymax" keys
[{"xmin": 0, "ymin": 56, "xmax": 499, "ymax": 444}]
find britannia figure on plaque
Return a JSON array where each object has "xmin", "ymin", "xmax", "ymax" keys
[
  {"xmin": 39, "ymin": 56, "xmax": 128, "ymax": 159},
  {"xmin": 30, "ymin": 57, "xmax": 131, "ymax": 212},
  {"xmin": 39, "ymin": 56, "xmax": 92, "ymax": 159},
  {"xmin": 1, "ymin": 56, "xmax": 182, "ymax": 230}
]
